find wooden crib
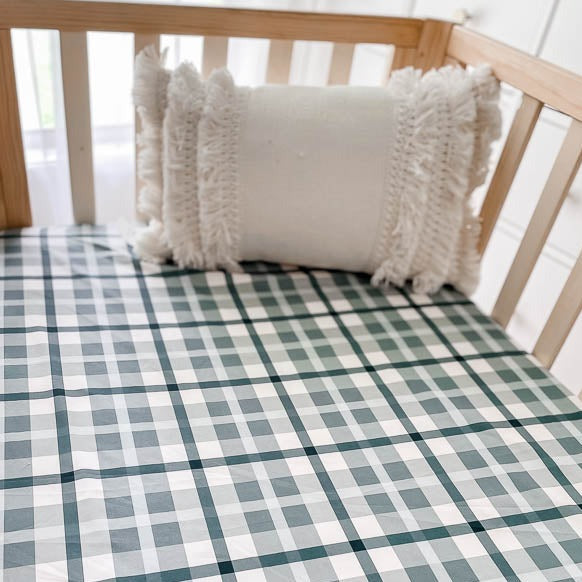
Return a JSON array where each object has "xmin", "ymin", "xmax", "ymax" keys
[{"xmin": 0, "ymin": 0, "xmax": 580, "ymax": 376}]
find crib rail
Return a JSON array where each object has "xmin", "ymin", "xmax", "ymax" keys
[
  {"xmin": 0, "ymin": 0, "xmax": 423, "ymax": 43},
  {"xmin": 0, "ymin": 0, "xmax": 581, "ymax": 374}
]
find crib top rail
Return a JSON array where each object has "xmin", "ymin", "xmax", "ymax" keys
[
  {"xmin": 1, "ymin": 0, "xmax": 580, "ymax": 117},
  {"xmin": 0, "ymin": 0, "xmax": 581, "ymax": 375},
  {"xmin": 0, "ymin": 0, "xmax": 423, "ymax": 44},
  {"xmin": 448, "ymin": 27, "xmax": 582, "ymax": 122}
]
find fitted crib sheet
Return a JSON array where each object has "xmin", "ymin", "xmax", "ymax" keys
[{"xmin": 1, "ymin": 226, "xmax": 581, "ymax": 581}]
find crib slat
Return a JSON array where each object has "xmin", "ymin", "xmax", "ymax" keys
[
  {"xmin": 202, "ymin": 36, "xmax": 228, "ymax": 78},
  {"xmin": 60, "ymin": 31, "xmax": 95, "ymax": 224},
  {"xmin": 444, "ymin": 56, "xmax": 462, "ymax": 67},
  {"xmin": 492, "ymin": 119, "xmax": 582, "ymax": 328},
  {"xmin": 0, "ymin": 29, "xmax": 31, "ymax": 229},
  {"xmin": 135, "ymin": 33, "xmax": 160, "ymax": 55},
  {"xmin": 534, "ymin": 251, "xmax": 582, "ymax": 368},
  {"xmin": 134, "ymin": 33, "xmax": 160, "ymax": 221},
  {"xmin": 479, "ymin": 94, "xmax": 543, "ymax": 254},
  {"xmin": 327, "ymin": 42, "xmax": 354, "ymax": 85},
  {"xmin": 266, "ymin": 39, "xmax": 293, "ymax": 84},
  {"xmin": 414, "ymin": 19, "xmax": 452, "ymax": 72},
  {"xmin": 388, "ymin": 46, "xmax": 416, "ymax": 78}
]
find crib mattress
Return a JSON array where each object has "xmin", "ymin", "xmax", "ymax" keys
[{"xmin": 1, "ymin": 226, "xmax": 581, "ymax": 581}]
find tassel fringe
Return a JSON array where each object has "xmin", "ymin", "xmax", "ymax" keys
[
  {"xmin": 162, "ymin": 62, "xmax": 205, "ymax": 268},
  {"xmin": 197, "ymin": 68, "xmax": 243, "ymax": 272},
  {"xmin": 372, "ymin": 64, "xmax": 501, "ymax": 295},
  {"xmin": 133, "ymin": 46, "xmax": 170, "ymax": 225}
]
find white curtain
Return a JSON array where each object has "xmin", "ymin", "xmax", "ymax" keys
[
  {"xmin": 12, "ymin": 29, "xmax": 73, "ymax": 225},
  {"xmin": 13, "ymin": 0, "xmax": 408, "ymax": 226}
]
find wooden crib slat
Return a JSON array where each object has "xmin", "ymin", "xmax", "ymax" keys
[
  {"xmin": 327, "ymin": 42, "xmax": 354, "ymax": 85},
  {"xmin": 60, "ymin": 31, "xmax": 95, "ymax": 224},
  {"xmin": 492, "ymin": 119, "xmax": 582, "ymax": 328},
  {"xmin": 414, "ymin": 19, "xmax": 452, "ymax": 72},
  {"xmin": 202, "ymin": 36, "xmax": 228, "ymax": 78},
  {"xmin": 134, "ymin": 33, "xmax": 160, "ymax": 221},
  {"xmin": 444, "ymin": 56, "xmax": 462, "ymax": 67},
  {"xmin": 134, "ymin": 33, "xmax": 160, "ymax": 54},
  {"xmin": 388, "ymin": 46, "xmax": 416, "ymax": 78},
  {"xmin": 534, "ymin": 251, "xmax": 582, "ymax": 368},
  {"xmin": 479, "ymin": 94, "xmax": 543, "ymax": 254},
  {"xmin": 0, "ymin": 29, "xmax": 31, "ymax": 229},
  {"xmin": 266, "ymin": 39, "xmax": 293, "ymax": 84}
]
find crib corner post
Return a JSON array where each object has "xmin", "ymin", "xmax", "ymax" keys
[
  {"xmin": 0, "ymin": 28, "xmax": 31, "ymax": 230},
  {"xmin": 414, "ymin": 19, "xmax": 453, "ymax": 72}
]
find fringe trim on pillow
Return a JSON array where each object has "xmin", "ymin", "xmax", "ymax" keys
[
  {"xmin": 197, "ymin": 68, "xmax": 243, "ymax": 272},
  {"xmin": 371, "ymin": 68, "xmax": 419, "ymax": 287},
  {"xmin": 371, "ymin": 67, "xmax": 441, "ymax": 290},
  {"xmin": 449, "ymin": 65, "xmax": 501, "ymax": 295},
  {"xmin": 133, "ymin": 219, "xmax": 172, "ymax": 264},
  {"xmin": 372, "ymin": 64, "xmax": 501, "ymax": 295},
  {"xmin": 133, "ymin": 45, "xmax": 170, "ymax": 224},
  {"xmin": 468, "ymin": 65, "xmax": 503, "ymax": 192},
  {"xmin": 411, "ymin": 66, "xmax": 477, "ymax": 295},
  {"xmin": 162, "ymin": 62, "xmax": 205, "ymax": 268}
]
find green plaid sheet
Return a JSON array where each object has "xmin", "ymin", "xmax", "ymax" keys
[{"xmin": 2, "ymin": 225, "xmax": 581, "ymax": 582}]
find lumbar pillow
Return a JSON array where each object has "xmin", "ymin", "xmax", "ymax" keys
[{"xmin": 134, "ymin": 49, "xmax": 500, "ymax": 294}]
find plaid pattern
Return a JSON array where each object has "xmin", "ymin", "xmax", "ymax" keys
[{"xmin": 1, "ymin": 225, "xmax": 581, "ymax": 582}]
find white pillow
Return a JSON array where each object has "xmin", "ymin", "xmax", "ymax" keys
[
  {"xmin": 134, "ymin": 50, "xmax": 500, "ymax": 294},
  {"xmin": 132, "ymin": 46, "xmax": 171, "ymax": 262}
]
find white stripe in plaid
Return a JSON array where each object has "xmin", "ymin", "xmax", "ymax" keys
[{"xmin": 1, "ymin": 226, "xmax": 581, "ymax": 581}]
